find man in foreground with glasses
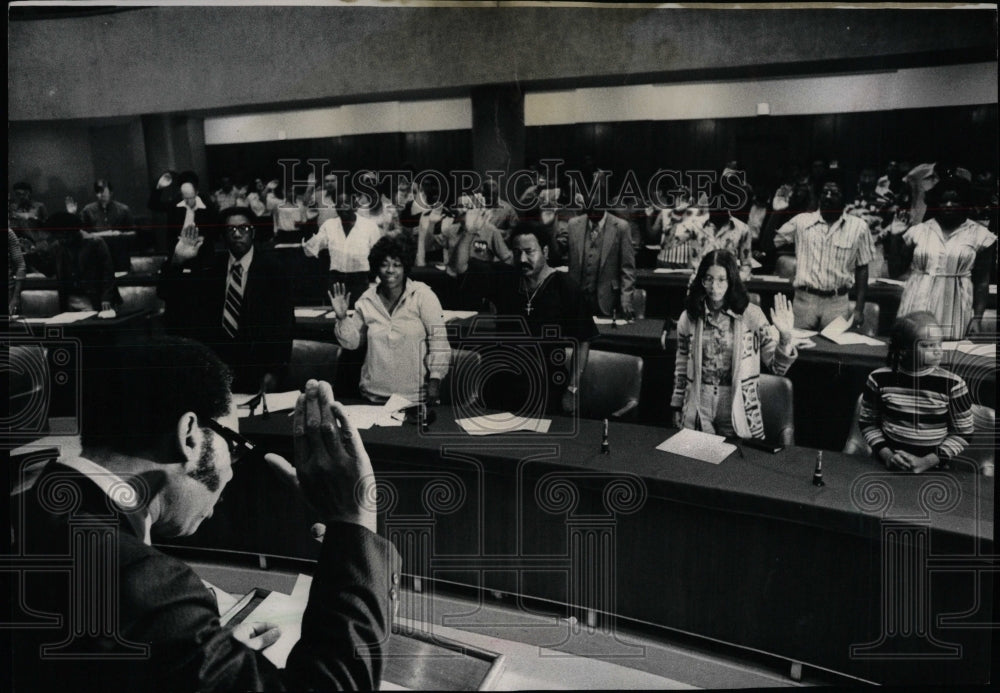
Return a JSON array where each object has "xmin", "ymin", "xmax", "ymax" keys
[
  {"xmin": 158, "ymin": 206, "xmax": 294, "ymax": 393},
  {"xmin": 10, "ymin": 336, "xmax": 398, "ymax": 690}
]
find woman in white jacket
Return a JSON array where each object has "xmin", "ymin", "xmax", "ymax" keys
[{"xmin": 669, "ymin": 250, "xmax": 797, "ymax": 439}]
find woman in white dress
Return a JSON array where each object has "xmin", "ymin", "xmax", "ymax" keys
[{"xmin": 896, "ymin": 176, "xmax": 996, "ymax": 339}]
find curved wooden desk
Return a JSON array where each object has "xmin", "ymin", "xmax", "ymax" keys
[{"xmin": 165, "ymin": 410, "xmax": 994, "ymax": 686}]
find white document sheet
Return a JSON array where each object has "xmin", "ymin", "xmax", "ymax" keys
[
  {"xmin": 32, "ymin": 311, "xmax": 97, "ymax": 324},
  {"xmin": 294, "ymin": 307, "xmax": 328, "ymax": 318},
  {"xmin": 456, "ymin": 414, "xmax": 552, "ymax": 435},
  {"xmin": 341, "ymin": 405, "xmax": 402, "ymax": 429},
  {"xmin": 234, "ymin": 391, "xmax": 302, "ymax": 417},
  {"xmin": 250, "ymin": 574, "xmax": 313, "ymax": 668},
  {"xmin": 656, "ymin": 428, "xmax": 736, "ymax": 465},
  {"xmin": 442, "ymin": 310, "xmax": 477, "ymax": 321},
  {"xmin": 819, "ymin": 315, "xmax": 884, "ymax": 346}
]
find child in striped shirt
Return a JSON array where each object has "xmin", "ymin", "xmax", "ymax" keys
[{"xmin": 859, "ymin": 311, "xmax": 975, "ymax": 473}]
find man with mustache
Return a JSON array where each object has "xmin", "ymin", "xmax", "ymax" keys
[
  {"xmin": 9, "ymin": 337, "xmax": 399, "ymax": 691},
  {"xmin": 773, "ymin": 175, "xmax": 875, "ymax": 330}
]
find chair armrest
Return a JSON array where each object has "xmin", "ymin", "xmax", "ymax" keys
[{"xmin": 611, "ymin": 399, "xmax": 639, "ymax": 419}]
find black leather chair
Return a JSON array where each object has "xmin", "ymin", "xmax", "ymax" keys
[
  {"xmin": 440, "ymin": 348, "xmax": 482, "ymax": 410},
  {"xmin": 847, "ymin": 301, "xmax": 881, "ymax": 337},
  {"xmin": 578, "ymin": 350, "xmax": 643, "ymax": 421},
  {"xmin": 774, "ymin": 255, "xmax": 797, "ymax": 279},
  {"xmin": 282, "ymin": 339, "xmax": 340, "ymax": 392},
  {"xmin": 758, "ymin": 373, "xmax": 795, "ymax": 446}
]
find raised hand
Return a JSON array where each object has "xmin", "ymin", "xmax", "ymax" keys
[
  {"xmin": 328, "ymin": 283, "xmax": 350, "ymax": 320},
  {"xmin": 292, "ymin": 380, "xmax": 376, "ymax": 532},
  {"xmin": 65, "ymin": 196, "xmax": 78, "ymax": 214},
  {"xmin": 172, "ymin": 225, "xmax": 204, "ymax": 263},
  {"xmin": 157, "ymin": 172, "xmax": 173, "ymax": 189},
  {"xmin": 770, "ymin": 293, "xmax": 794, "ymax": 341}
]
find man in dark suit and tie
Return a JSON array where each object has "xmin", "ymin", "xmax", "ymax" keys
[
  {"xmin": 565, "ymin": 200, "xmax": 636, "ymax": 318},
  {"xmin": 9, "ymin": 336, "xmax": 399, "ymax": 691},
  {"xmin": 158, "ymin": 207, "xmax": 294, "ymax": 393}
]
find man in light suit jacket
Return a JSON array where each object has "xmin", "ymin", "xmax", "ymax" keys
[
  {"xmin": 9, "ymin": 336, "xmax": 399, "ymax": 692},
  {"xmin": 566, "ymin": 203, "xmax": 636, "ymax": 317},
  {"xmin": 157, "ymin": 206, "xmax": 293, "ymax": 393}
]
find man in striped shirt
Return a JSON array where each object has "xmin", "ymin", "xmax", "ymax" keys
[{"xmin": 774, "ymin": 179, "xmax": 875, "ymax": 330}]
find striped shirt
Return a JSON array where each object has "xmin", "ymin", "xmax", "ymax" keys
[
  {"xmin": 774, "ymin": 211, "xmax": 874, "ymax": 291},
  {"xmin": 858, "ymin": 366, "xmax": 974, "ymax": 461}
]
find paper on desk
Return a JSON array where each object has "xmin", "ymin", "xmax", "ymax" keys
[
  {"xmin": 234, "ymin": 391, "xmax": 302, "ymax": 417},
  {"xmin": 341, "ymin": 405, "xmax": 402, "ymax": 429},
  {"xmin": 656, "ymin": 428, "xmax": 736, "ymax": 465},
  {"xmin": 383, "ymin": 394, "xmax": 415, "ymax": 414},
  {"xmin": 202, "ymin": 579, "xmax": 239, "ymax": 616},
  {"xmin": 456, "ymin": 414, "xmax": 552, "ymax": 435},
  {"xmin": 40, "ymin": 311, "xmax": 98, "ymax": 324},
  {"xmin": 820, "ymin": 315, "xmax": 884, "ymax": 345},
  {"xmin": 442, "ymin": 310, "xmax": 477, "ymax": 321},
  {"xmin": 114, "ymin": 271, "xmax": 129, "ymax": 278},
  {"xmin": 593, "ymin": 317, "xmax": 630, "ymax": 326},
  {"xmin": 97, "ymin": 309, "xmax": 117, "ymax": 319},
  {"xmin": 294, "ymin": 307, "xmax": 328, "ymax": 318},
  {"xmin": 323, "ymin": 309, "xmax": 355, "ymax": 319},
  {"xmin": 753, "ymin": 274, "xmax": 786, "ymax": 282},
  {"xmin": 653, "ymin": 268, "xmax": 692, "ymax": 274},
  {"xmin": 791, "ymin": 328, "xmax": 817, "ymax": 339},
  {"xmin": 750, "ymin": 257, "xmax": 762, "ymax": 269},
  {"xmin": 247, "ymin": 574, "xmax": 313, "ymax": 668},
  {"xmin": 957, "ymin": 342, "xmax": 996, "ymax": 359}
]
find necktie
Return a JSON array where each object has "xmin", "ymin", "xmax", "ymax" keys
[{"xmin": 222, "ymin": 263, "xmax": 244, "ymax": 338}]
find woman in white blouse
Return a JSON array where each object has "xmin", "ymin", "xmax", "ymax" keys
[{"xmin": 329, "ymin": 235, "xmax": 450, "ymax": 404}]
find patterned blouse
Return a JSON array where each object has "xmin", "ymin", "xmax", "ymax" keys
[{"xmin": 700, "ymin": 306, "xmax": 734, "ymax": 385}]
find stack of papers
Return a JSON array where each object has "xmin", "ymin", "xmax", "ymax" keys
[
  {"xmin": 947, "ymin": 342, "xmax": 996, "ymax": 359},
  {"xmin": 294, "ymin": 307, "xmax": 328, "ymax": 318},
  {"xmin": 341, "ymin": 394, "xmax": 415, "ymax": 429},
  {"xmin": 455, "ymin": 414, "xmax": 551, "ymax": 435},
  {"xmin": 247, "ymin": 574, "xmax": 313, "ymax": 668},
  {"xmin": 656, "ymin": 428, "xmax": 736, "ymax": 465},
  {"xmin": 820, "ymin": 315, "xmax": 884, "ymax": 346},
  {"xmin": 234, "ymin": 391, "xmax": 302, "ymax": 417},
  {"xmin": 28, "ymin": 311, "xmax": 97, "ymax": 324}
]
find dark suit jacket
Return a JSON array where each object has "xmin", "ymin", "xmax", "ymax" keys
[
  {"xmin": 566, "ymin": 213, "xmax": 636, "ymax": 316},
  {"xmin": 9, "ymin": 460, "xmax": 399, "ymax": 692},
  {"xmin": 158, "ymin": 250, "xmax": 294, "ymax": 392},
  {"xmin": 54, "ymin": 236, "xmax": 123, "ymax": 311}
]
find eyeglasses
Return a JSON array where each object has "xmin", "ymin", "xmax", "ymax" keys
[
  {"xmin": 702, "ymin": 276, "xmax": 729, "ymax": 286},
  {"xmin": 203, "ymin": 419, "xmax": 256, "ymax": 463},
  {"xmin": 225, "ymin": 224, "xmax": 254, "ymax": 236}
]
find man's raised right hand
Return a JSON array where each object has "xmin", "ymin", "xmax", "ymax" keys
[
  {"xmin": 172, "ymin": 225, "xmax": 204, "ymax": 263},
  {"xmin": 293, "ymin": 380, "xmax": 376, "ymax": 533}
]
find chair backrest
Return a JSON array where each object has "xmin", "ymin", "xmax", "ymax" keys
[
  {"xmin": 842, "ymin": 395, "xmax": 870, "ymax": 458},
  {"xmin": 774, "ymin": 255, "xmax": 797, "ymax": 279},
  {"xmin": 844, "ymin": 396, "xmax": 995, "ymax": 476},
  {"xmin": 848, "ymin": 301, "xmax": 881, "ymax": 337},
  {"xmin": 440, "ymin": 348, "xmax": 482, "ymax": 410},
  {"xmin": 129, "ymin": 255, "xmax": 167, "ymax": 274},
  {"xmin": 748, "ymin": 292, "xmax": 762, "ymax": 307},
  {"xmin": 283, "ymin": 339, "xmax": 340, "ymax": 392},
  {"xmin": 578, "ymin": 350, "xmax": 643, "ymax": 421},
  {"xmin": 957, "ymin": 404, "xmax": 996, "ymax": 476},
  {"xmin": 757, "ymin": 373, "xmax": 795, "ymax": 446},
  {"xmin": 19, "ymin": 290, "xmax": 59, "ymax": 317},
  {"xmin": 118, "ymin": 286, "xmax": 164, "ymax": 314}
]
